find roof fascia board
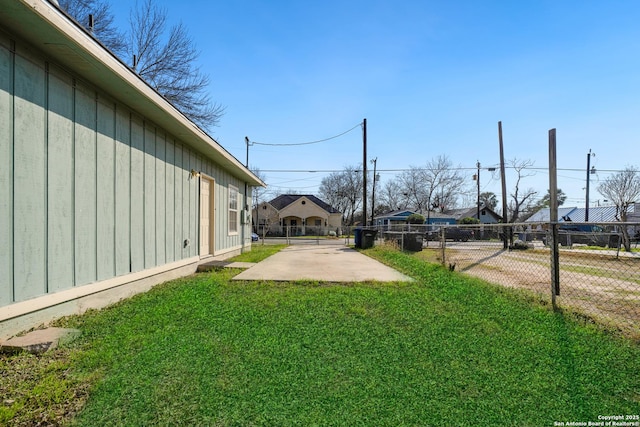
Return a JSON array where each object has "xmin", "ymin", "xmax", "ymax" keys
[{"xmin": 1, "ymin": 0, "xmax": 264, "ymax": 187}]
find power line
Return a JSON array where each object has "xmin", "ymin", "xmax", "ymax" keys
[
  {"xmin": 249, "ymin": 122, "xmax": 363, "ymax": 146},
  {"xmin": 259, "ymin": 166, "xmax": 631, "ymax": 174}
]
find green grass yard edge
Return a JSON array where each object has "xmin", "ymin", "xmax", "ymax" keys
[
  {"xmin": 69, "ymin": 249, "xmax": 640, "ymax": 425},
  {"xmin": 364, "ymin": 244, "xmax": 640, "ymax": 341},
  {"xmin": 230, "ymin": 243, "xmax": 286, "ymax": 263},
  {"xmin": 2, "ymin": 244, "xmax": 639, "ymax": 426},
  {"xmin": 0, "ymin": 245, "xmax": 288, "ymax": 426}
]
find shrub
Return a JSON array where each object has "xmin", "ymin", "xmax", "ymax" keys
[
  {"xmin": 407, "ymin": 213, "xmax": 425, "ymax": 224},
  {"xmin": 461, "ymin": 217, "xmax": 480, "ymax": 224}
]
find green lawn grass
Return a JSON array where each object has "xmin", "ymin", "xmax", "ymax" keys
[
  {"xmin": 3, "ymin": 246, "xmax": 639, "ymax": 426},
  {"xmin": 231, "ymin": 243, "xmax": 287, "ymax": 263}
]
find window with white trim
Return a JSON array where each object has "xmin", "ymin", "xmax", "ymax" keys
[{"xmin": 229, "ymin": 185, "xmax": 238, "ymax": 234}]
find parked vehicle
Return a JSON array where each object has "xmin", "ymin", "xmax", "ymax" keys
[
  {"xmin": 542, "ymin": 224, "xmax": 619, "ymax": 247},
  {"xmin": 559, "ymin": 224, "xmax": 605, "ymax": 233},
  {"xmin": 425, "ymin": 227, "xmax": 474, "ymax": 242},
  {"xmin": 251, "ymin": 233, "xmax": 259, "ymax": 242}
]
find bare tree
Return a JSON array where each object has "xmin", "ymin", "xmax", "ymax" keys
[
  {"xmin": 507, "ymin": 158, "xmax": 538, "ymax": 223},
  {"xmin": 60, "ymin": 0, "xmax": 224, "ymax": 131},
  {"xmin": 319, "ymin": 165, "xmax": 363, "ymax": 225},
  {"xmin": 398, "ymin": 166, "xmax": 430, "ymax": 213},
  {"xmin": 424, "ymin": 155, "xmax": 466, "ymax": 213},
  {"xmin": 58, "ymin": 0, "xmax": 126, "ymax": 56},
  {"xmin": 598, "ymin": 166, "xmax": 640, "ymax": 251},
  {"xmin": 128, "ymin": 0, "xmax": 223, "ymax": 130},
  {"xmin": 392, "ymin": 156, "xmax": 465, "ymax": 215},
  {"xmin": 378, "ymin": 178, "xmax": 408, "ymax": 212}
]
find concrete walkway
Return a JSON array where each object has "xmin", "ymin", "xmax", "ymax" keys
[{"xmin": 232, "ymin": 245, "xmax": 413, "ymax": 282}]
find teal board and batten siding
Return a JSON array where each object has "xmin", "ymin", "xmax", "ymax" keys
[{"xmin": 0, "ymin": 33, "xmax": 249, "ymax": 307}]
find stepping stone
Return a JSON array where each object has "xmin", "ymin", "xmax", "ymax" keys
[
  {"xmin": 197, "ymin": 261, "xmax": 256, "ymax": 272},
  {"xmin": 0, "ymin": 327, "xmax": 81, "ymax": 355}
]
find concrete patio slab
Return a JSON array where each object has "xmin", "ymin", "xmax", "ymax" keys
[{"xmin": 232, "ymin": 245, "xmax": 413, "ymax": 282}]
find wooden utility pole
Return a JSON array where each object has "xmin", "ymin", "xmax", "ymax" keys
[
  {"xmin": 362, "ymin": 118, "xmax": 367, "ymax": 227},
  {"xmin": 245, "ymin": 136, "xmax": 250, "ymax": 167},
  {"xmin": 371, "ymin": 157, "xmax": 377, "ymax": 224},
  {"xmin": 476, "ymin": 161, "xmax": 481, "ymax": 221},
  {"xmin": 549, "ymin": 128, "xmax": 560, "ymax": 304},
  {"xmin": 585, "ymin": 149, "xmax": 593, "ymax": 221},
  {"xmin": 498, "ymin": 121, "xmax": 509, "ymax": 249}
]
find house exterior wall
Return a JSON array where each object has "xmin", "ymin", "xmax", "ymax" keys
[
  {"xmin": 253, "ymin": 202, "xmax": 280, "ymax": 234},
  {"xmin": 478, "ymin": 209, "xmax": 499, "ymax": 224},
  {"xmin": 278, "ymin": 196, "xmax": 328, "ymax": 221},
  {"xmin": 427, "ymin": 218, "xmax": 456, "ymax": 225},
  {"xmin": 326, "ymin": 213, "xmax": 342, "ymax": 229},
  {"xmin": 275, "ymin": 197, "xmax": 342, "ymax": 229},
  {"xmin": 0, "ymin": 28, "xmax": 251, "ymax": 337},
  {"xmin": 253, "ymin": 197, "xmax": 342, "ymax": 235}
]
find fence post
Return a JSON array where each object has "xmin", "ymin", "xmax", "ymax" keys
[
  {"xmin": 548, "ymin": 129, "xmax": 560, "ymax": 307},
  {"xmin": 550, "ymin": 222, "xmax": 560, "ymax": 301},
  {"xmin": 440, "ymin": 228, "xmax": 446, "ymax": 266}
]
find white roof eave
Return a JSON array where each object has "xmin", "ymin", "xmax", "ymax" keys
[{"xmin": 0, "ymin": 0, "xmax": 265, "ymax": 188}]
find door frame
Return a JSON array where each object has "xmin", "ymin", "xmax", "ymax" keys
[{"xmin": 199, "ymin": 175, "xmax": 215, "ymax": 257}]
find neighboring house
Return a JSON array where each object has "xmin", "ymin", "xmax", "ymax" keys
[
  {"xmin": 526, "ymin": 205, "xmax": 637, "ymax": 224},
  {"xmin": 526, "ymin": 207, "xmax": 578, "ymax": 223},
  {"xmin": 253, "ymin": 195, "xmax": 342, "ymax": 236},
  {"xmin": 425, "ymin": 212, "xmax": 457, "ymax": 226},
  {"xmin": 374, "ymin": 210, "xmax": 457, "ymax": 228},
  {"xmin": 373, "ymin": 210, "xmax": 417, "ymax": 227},
  {"xmin": 445, "ymin": 206, "xmax": 503, "ymax": 224},
  {"xmin": 0, "ymin": 0, "xmax": 264, "ymax": 339}
]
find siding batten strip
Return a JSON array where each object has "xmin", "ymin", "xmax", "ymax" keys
[
  {"xmin": 9, "ymin": 39, "xmax": 15, "ymax": 303},
  {"xmin": 71, "ymin": 78, "xmax": 76, "ymax": 287},
  {"xmin": 94, "ymin": 90, "xmax": 98, "ymax": 282},
  {"xmin": 113, "ymin": 102, "xmax": 117, "ymax": 277},
  {"xmin": 44, "ymin": 62, "xmax": 49, "ymax": 294},
  {"xmin": 142, "ymin": 120, "xmax": 146, "ymax": 266},
  {"xmin": 129, "ymin": 112, "xmax": 132, "ymax": 273}
]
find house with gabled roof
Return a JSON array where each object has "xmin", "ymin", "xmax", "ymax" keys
[
  {"xmin": 253, "ymin": 195, "xmax": 342, "ymax": 236},
  {"xmin": 0, "ymin": 0, "xmax": 264, "ymax": 339},
  {"xmin": 445, "ymin": 206, "xmax": 503, "ymax": 224},
  {"xmin": 526, "ymin": 205, "xmax": 637, "ymax": 223},
  {"xmin": 373, "ymin": 210, "xmax": 417, "ymax": 227}
]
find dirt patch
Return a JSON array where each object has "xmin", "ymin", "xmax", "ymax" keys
[
  {"xmin": 0, "ymin": 347, "xmax": 92, "ymax": 426},
  {"xmin": 429, "ymin": 246, "xmax": 640, "ymax": 338}
]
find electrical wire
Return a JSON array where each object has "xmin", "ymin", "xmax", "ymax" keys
[
  {"xmin": 249, "ymin": 122, "xmax": 362, "ymax": 146},
  {"xmin": 258, "ymin": 166, "xmax": 631, "ymax": 174}
]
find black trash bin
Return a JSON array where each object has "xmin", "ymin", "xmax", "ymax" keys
[
  {"xmin": 608, "ymin": 234, "xmax": 621, "ymax": 248},
  {"xmin": 360, "ymin": 229, "xmax": 378, "ymax": 249},
  {"xmin": 354, "ymin": 228, "xmax": 362, "ymax": 248},
  {"xmin": 403, "ymin": 232, "xmax": 423, "ymax": 252},
  {"xmin": 558, "ymin": 233, "xmax": 571, "ymax": 247}
]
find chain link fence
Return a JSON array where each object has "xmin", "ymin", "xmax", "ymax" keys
[
  {"xmin": 253, "ymin": 221, "xmax": 640, "ymax": 336},
  {"xmin": 372, "ymin": 222, "xmax": 640, "ymax": 338},
  {"xmin": 254, "ymin": 225, "xmax": 351, "ymax": 245}
]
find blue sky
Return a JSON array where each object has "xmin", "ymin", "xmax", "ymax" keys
[{"xmin": 110, "ymin": 0, "xmax": 640, "ymax": 209}]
